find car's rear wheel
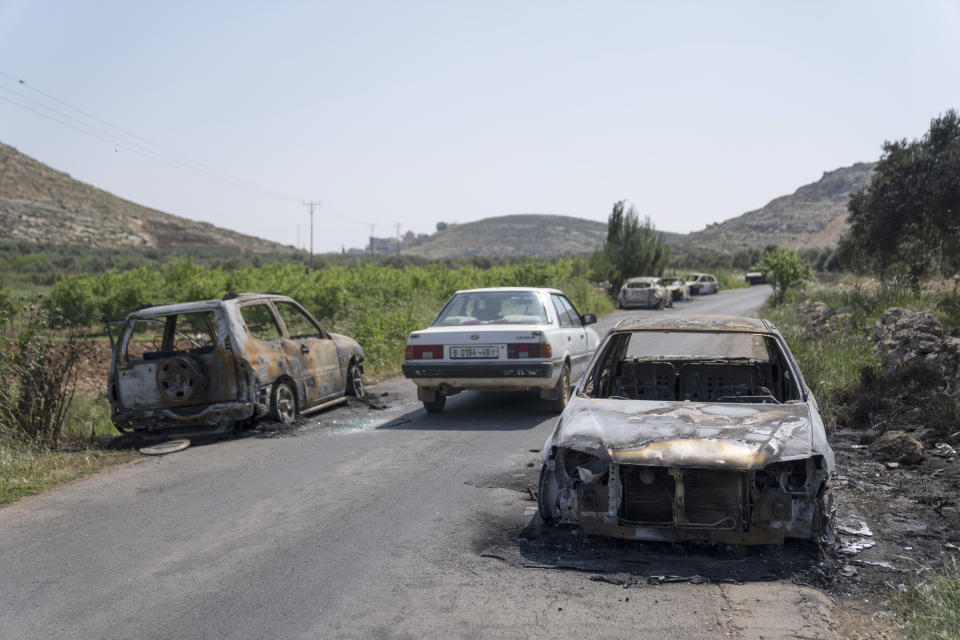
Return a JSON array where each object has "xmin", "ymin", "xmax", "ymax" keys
[
  {"xmin": 549, "ymin": 364, "xmax": 571, "ymax": 414},
  {"xmin": 346, "ymin": 362, "xmax": 365, "ymax": 398},
  {"xmin": 423, "ymin": 394, "xmax": 446, "ymax": 413},
  {"xmin": 271, "ymin": 380, "xmax": 297, "ymax": 424}
]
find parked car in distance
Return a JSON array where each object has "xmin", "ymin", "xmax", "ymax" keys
[
  {"xmin": 685, "ymin": 272, "xmax": 719, "ymax": 295},
  {"xmin": 401, "ymin": 287, "xmax": 601, "ymax": 413},
  {"xmin": 538, "ymin": 314, "xmax": 834, "ymax": 545},
  {"xmin": 617, "ymin": 277, "xmax": 671, "ymax": 309},
  {"xmin": 107, "ymin": 293, "xmax": 365, "ymax": 436},
  {"xmin": 658, "ymin": 276, "xmax": 690, "ymax": 302}
]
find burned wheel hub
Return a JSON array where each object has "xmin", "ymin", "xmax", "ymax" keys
[{"xmin": 155, "ymin": 356, "xmax": 201, "ymax": 402}]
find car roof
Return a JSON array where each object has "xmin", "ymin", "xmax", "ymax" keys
[
  {"xmin": 625, "ymin": 276, "xmax": 659, "ymax": 282},
  {"xmin": 453, "ymin": 287, "xmax": 563, "ymax": 295},
  {"xmin": 613, "ymin": 314, "xmax": 773, "ymax": 333},
  {"xmin": 123, "ymin": 293, "xmax": 295, "ymax": 319}
]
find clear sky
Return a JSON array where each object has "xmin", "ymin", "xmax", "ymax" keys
[{"xmin": 1, "ymin": 1, "xmax": 958, "ymax": 252}]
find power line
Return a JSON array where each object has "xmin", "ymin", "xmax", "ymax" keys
[{"xmin": 0, "ymin": 71, "xmax": 306, "ymax": 202}]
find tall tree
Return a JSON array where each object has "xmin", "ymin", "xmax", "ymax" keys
[
  {"xmin": 592, "ymin": 200, "xmax": 669, "ymax": 293},
  {"xmin": 840, "ymin": 109, "xmax": 960, "ymax": 290}
]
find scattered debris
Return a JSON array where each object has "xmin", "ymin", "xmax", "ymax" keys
[
  {"xmin": 885, "ymin": 462, "xmax": 900, "ymax": 469},
  {"xmin": 841, "ymin": 564, "xmax": 859, "ymax": 577},
  {"xmin": 932, "ymin": 442, "xmax": 957, "ymax": 458},
  {"xmin": 138, "ymin": 438, "xmax": 190, "ymax": 456},
  {"xmin": 837, "ymin": 521, "xmax": 873, "ymax": 537},
  {"xmin": 838, "ymin": 538, "xmax": 877, "ymax": 555}
]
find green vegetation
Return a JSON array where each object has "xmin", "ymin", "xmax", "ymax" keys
[
  {"xmin": 763, "ymin": 302, "xmax": 875, "ymax": 422},
  {"xmin": 590, "ymin": 200, "xmax": 670, "ymax": 293},
  {"xmin": 41, "ymin": 258, "xmax": 614, "ymax": 378},
  {"xmin": 898, "ymin": 560, "xmax": 960, "ymax": 640},
  {"xmin": 0, "ymin": 299, "xmax": 135, "ymax": 504},
  {"xmin": 762, "ymin": 282, "xmax": 960, "ymax": 425},
  {"xmin": 841, "ymin": 109, "xmax": 960, "ymax": 290},
  {"xmin": 0, "ymin": 438, "xmax": 137, "ymax": 504},
  {"xmin": 757, "ymin": 247, "xmax": 814, "ymax": 303}
]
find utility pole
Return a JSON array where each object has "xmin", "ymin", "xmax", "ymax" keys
[
  {"xmin": 368, "ymin": 223, "xmax": 377, "ymax": 253},
  {"xmin": 395, "ymin": 222, "xmax": 401, "ymax": 253},
  {"xmin": 302, "ymin": 201, "xmax": 321, "ymax": 271}
]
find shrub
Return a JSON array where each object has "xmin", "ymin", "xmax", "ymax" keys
[{"xmin": 0, "ymin": 307, "xmax": 92, "ymax": 448}]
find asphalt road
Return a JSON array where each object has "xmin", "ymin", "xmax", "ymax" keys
[{"xmin": 0, "ymin": 285, "xmax": 838, "ymax": 639}]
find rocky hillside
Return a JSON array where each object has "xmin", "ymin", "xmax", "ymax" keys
[
  {"xmin": 684, "ymin": 162, "xmax": 876, "ymax": 251},
  {"xmin": 403, "ymin": 214, "xmax": 682, "ymax": 259},
  {"xmin": 0, "ymin": 142, "xmax": 291, "ymax": 252}
]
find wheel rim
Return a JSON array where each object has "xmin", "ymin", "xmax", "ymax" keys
[
  {"xmin": 351, "ymin": 367, "xmax": 364, "ymax": 397},
  {"xmin": 156, "ymin": 357, "xmax": 199, "ymax": 401},
  {"xmin": 276, "ymin": 384, "xmax": 295, "ymax": 422}
]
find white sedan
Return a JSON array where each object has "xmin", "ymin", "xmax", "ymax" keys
[{"xmin": 401, "ymin": 287, "xmax": 601, "ymax": 413}]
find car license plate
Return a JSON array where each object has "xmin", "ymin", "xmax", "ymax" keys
[{"xmin": 450, "ymin": 346, "xmax": 500, "ymax": 359}]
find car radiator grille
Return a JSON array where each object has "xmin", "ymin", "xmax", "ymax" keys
[{"xmin": 619, "ymin": 467, "xmax": 744, "ymax": 530}]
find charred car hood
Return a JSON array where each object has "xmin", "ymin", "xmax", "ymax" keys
[{"xmin": 545, "ymin": 398, "xmax": 834, "ymax": 471}]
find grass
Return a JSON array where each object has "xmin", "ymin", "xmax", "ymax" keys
[
  {"xmin": 763, "ymin": 303, "xmax": 877, "ymax": 402},
  {"xmin": 0, "ymin": 392, "xmax": 135, "ymax": 505},
  {"xmin": 898, "ymin": 560, "xmax": 960, "ymax": 639}
]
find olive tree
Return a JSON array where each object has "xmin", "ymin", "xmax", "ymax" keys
[{"xmin": 840, "ymin": 109, "xmax": 960, "ymax": 290}]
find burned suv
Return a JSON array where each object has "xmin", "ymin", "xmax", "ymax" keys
[
  {"xmin": 107, "ymin": 293, "xmax": 365, "ymax": 436},
  {"xmin": 538, "ymin": 314, "xmax": 834, "ymax": 545}
]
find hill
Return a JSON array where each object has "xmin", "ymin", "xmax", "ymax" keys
[
  {"xmin": 683, "ymin": 162, "xmax": 876, "ymax": 251},
  {"xmin": 0, "ymin": 142, "xmax": 292, "ymax": 253},
  {"xmin": 402, "ymin": 214, "xmax": 683, "ymax": 259}
]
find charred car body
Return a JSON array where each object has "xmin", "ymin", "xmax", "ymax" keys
[
  {"xmin": 107, "ymin": 293, "xmax": 365, "ymax": 436},
  {"xmin": 617, "ymin": 277, "xmax": 671, "ymax": 310},
  {"xmin": 538, "ymin": 315, "xmax": 834, "ymax": 544}
]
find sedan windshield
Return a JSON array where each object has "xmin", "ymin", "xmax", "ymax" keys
[{"xmin": 433, "ymin": 291, "xmax": 548, "ymax": 326}]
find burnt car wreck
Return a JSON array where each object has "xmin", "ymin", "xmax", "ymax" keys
[
  {"xmin": 538, "ymin": 315, "xmax": 834, "ymax": 545},
  {"xmin": 107, "ymin": 293, "xmax": 365, "ymax": 436}
]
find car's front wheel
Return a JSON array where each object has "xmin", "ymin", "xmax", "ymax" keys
[
  {"xmin": 538, "ymin": 464, "xmax": 559, "ymax": 524},
  {"xmin": 346, "ymin": 362, "xmax": 365, "ymax": 398},
  {"xmin": 423, "ymin": 394, "xmax": 446, "ymax": 413},
  {"xmin": 271, "ymin": 380, "xmax": 297, "ymax": 424}
]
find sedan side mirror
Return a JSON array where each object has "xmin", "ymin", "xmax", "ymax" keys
[{"xmin": 582, "ymin": 313, "xmax": 597, "ymax": 325}]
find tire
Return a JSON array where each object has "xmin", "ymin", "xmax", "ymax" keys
[
  {"xmin": 538, "ymin": 464, "xmax": 559, "ymax": 524},
  {"xmin": 270, "ymin": 380, "xmax": 297, "ymax": 424},
  {"xmin": 423, "ymin": 394, "xmax": 446, "ymax": 413},
  {"xmin": 346, "ymin": 362, "xmax": 365, "ymax": 398},
  {"xmin": 549, "ymin": 364, "xmax": 571, "ymax": 414},
  {"xmin": 656, "ymin": 297, "xmax": 665, "ymax": 310},
  {"xmin": 155, "ymin": 356, "xmax": 202, "ymax": 402}
]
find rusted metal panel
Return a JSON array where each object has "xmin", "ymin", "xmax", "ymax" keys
[
  {"xmin": 547, "ymin": 399, "xmax": 831, "ymax": 469},
  {"xmin": 615, "ymin": 315, "xmax": 771, "ymax": 333}
]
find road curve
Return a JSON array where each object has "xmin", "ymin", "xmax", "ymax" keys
[{"xmin": 0, "ymin": 285, "xmax": 838, "ymax": 639}]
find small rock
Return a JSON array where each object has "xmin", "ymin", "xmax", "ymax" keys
[
  {"xmin": 870, "ymin": 430, "xmax": 924, "ymax": 465},
  {"xmin": 885, "ymin": 462, "xmax": 900, "ymax": 469}
]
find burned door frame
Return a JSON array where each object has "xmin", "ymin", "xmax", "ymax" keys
[
  {"xmin": 114, "ymin": 309, "xmax": 230, "ymax": 411},
  {"xmin": 270, "ymin": 300, "xmax": 344, "ymax": 406}
]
